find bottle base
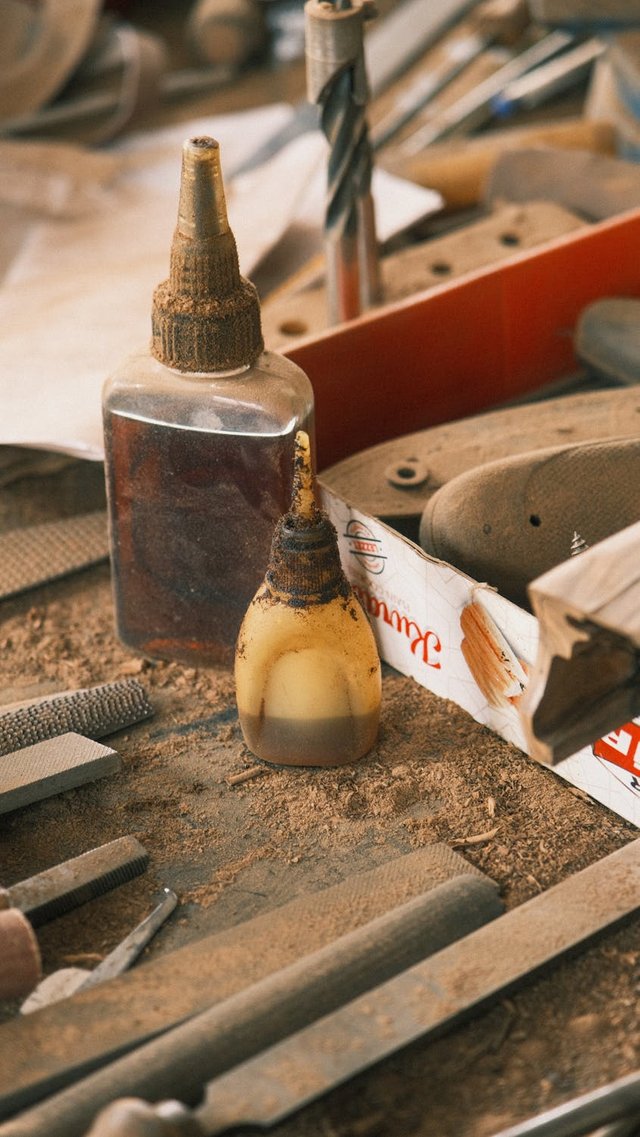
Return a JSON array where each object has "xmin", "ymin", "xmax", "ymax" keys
[{"xmin": 238, "ymin": 708, "xmax": 380, "ymax": 768}]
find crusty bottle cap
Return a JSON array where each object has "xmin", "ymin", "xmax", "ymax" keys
[
  {"xmin": 152, "ymin": 136, "xmax": 264, "ymax": 372},
  {"xmin": 266, "ymin": 431, "xmax": 350, "ymax": 604}
]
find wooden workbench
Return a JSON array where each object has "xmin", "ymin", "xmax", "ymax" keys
[{"xmin": 1, "ymin": 4, "xmax": 638, "ymax": 1134}]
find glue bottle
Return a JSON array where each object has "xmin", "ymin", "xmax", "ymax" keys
[
  {"xmin": 234, "ymin": 430, "xmax": 381, "ymax": 767},
  {"xmin": 102, "ymin": 136, "xmax": 315, "ymax": 666}
]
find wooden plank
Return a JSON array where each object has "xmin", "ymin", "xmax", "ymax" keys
[
  {"xmin": 522, "ymin": 520, "xmax": 640, "ymax": 764},
  {"xmin": 263, "ymin": 201, "xmax": 585, "ymax": 351},
  {"xmin": 0, "ymin": 733, "xmax": 120, "ymax": 815}
]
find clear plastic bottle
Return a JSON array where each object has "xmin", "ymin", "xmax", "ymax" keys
[
  {"xmin": 235, "ymin": 431, "xmax": 381, "ymax": 767},
  {"xmin": 102, "ymin": 137, "xmax": 315, "ymax": 666}
]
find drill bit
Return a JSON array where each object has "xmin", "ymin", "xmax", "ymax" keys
[{"xmin": 305, "ymin": 0, "xmax": 381, "ymax": 324}]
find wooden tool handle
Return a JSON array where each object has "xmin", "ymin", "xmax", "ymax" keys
[
  {"xmin": 387, "ymin": 118, "xmax": 616, "ymax": 209},
  {"xmin": 0, "ymin": 909, "xmax": 41, "ymax": 1000}
]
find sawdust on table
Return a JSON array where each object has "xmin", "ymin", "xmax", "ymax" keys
[{"xmin": 0, "ymin": 476, "xmax": 638, "ymax": 1136}]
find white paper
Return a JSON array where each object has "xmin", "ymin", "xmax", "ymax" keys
[
  {"xmin": 0, "ymin": 105, "xmax": 441, "ymax": 460},
  {"xmin": 320, "ymin": 483, "xmax": 640, "ymax": 828}
]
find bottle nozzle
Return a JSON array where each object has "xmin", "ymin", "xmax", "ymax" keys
[
  {"xmin": 177, "ymin": 137, "xmax": 229, "ymax": 240},
  {"xmin": 291, "ymin": 430, "xmax": 317, "ymax": 521},
  {"xmin": 151, "ymin": 134, "xmax": 264, "ymax": 373}
]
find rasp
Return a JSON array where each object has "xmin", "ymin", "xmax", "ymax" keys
[
  {"xmin": 78, "ymin": 837, "xmax": 640, "ymax": 1137},
  {"xmin": 0, "ymin": 836, "xmax": 149, "ymax": 927}
]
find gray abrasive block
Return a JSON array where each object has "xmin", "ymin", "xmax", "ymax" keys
[
  {"xmin": 0, "ymin": 511, "xmax": 108, "ymax": 601},
  {"xmin": 0, "ymin": 733, "xmax": 120, "ymax": 815}
]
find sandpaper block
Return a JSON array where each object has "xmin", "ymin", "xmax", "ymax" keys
[
  {"xmin": 0, "ymin": 511, "xmax": 108, "ymax": 601},
  {"xmin": 0, "ymin": 733, "xmax": 120, "ymax": 815}
]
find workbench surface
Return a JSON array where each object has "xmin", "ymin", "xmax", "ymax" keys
[
  {"xmin": 1, "ymin": 4, "xmax": 639, "ymax": 1133},
  {"xmin": 0, "ymin": 453, "xmax": 637, "ymax": 1137}
]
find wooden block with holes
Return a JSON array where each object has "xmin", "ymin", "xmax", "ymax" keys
[
  {"xmin": 0, "ymin": 733, "xmax": 120, "ymax": 814},
  {"xmin": 262, "ymin": 202, "xmax": 586, "ymax": 351}
]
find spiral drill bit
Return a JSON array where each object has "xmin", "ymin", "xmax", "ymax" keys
[{"xmin": 305, "ymin": 0, "xmax": 381, "ymax": 324}]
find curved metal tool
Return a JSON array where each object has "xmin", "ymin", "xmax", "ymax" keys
[{"xmin": 20, "ymin": 888, "xmax": 178, "ymax": 1014}]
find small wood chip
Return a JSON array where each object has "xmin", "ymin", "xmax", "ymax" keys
[
  {"xmin": 226, "ymin": 764, "xmax": 268, "ymax": 786},
  {"xmin": 450, "ymin": 826, "xmax": 499, "ymax": 847}
]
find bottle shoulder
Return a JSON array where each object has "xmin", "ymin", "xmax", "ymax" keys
[{"xmin": 103, "ymin": 349, "xmax": 314, "ymax": 434}]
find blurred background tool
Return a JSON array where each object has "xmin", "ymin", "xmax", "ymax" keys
[
  {"xmin": 528, "ymin": 0, "xmax": 640, "ymax": 26},
  {"xmin": 0, "ymin": 511, "xmax": 108, "ymax": 601},
  {"xmin": 185, "ymin": 0, "xmax": 269, "ymax": 70},
  {"xmin": 491, "ymin": 36, "xmax": 606, "ymax": 117},
  {"xmin": 233, "ymin": 0, "xmax": 479, "ymax": 178},
  {"xmin": 305, "ymin": 0, "xmax": 381, "ymax": 322},
  {"xmin": 370, "ymin": 27, "xmax": 489, "ymax": 151},
  {"xmin": 399, "ymin": 28, "xmax": 577, "ymax": 154}
]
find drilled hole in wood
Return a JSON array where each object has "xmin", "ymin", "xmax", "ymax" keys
[
  {"xmin": 530, "ymin": 514, "xmax": 541, "ymax": 527},
  {"xmin": 385, "ymin": 459, "xmax": 429, "ymax": 488}
]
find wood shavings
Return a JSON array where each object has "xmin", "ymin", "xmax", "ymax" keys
[{"xmin": 450, "ymin": 827, "xmax": 499, "ymax": 848}]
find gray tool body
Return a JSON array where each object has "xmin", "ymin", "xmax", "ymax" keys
[
  {"xmin": 78, "ymin": 839, "xmax": 640, "ymax": 1137},
  {"xmin": 2, "ymin": 873, "xmax": 504, "ymax": 1137},
  {"xmin": 1, "ymin": 836, "xmax": 149, "ymax": 926}
]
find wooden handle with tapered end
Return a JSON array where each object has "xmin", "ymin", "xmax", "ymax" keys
[
  {"xmin": 520, "ymin": 519, "xmax": 640, "ymax": 765},
  {"xmin": 0, "ymin": 909, "xmax": 42, "ymax": 1000}
]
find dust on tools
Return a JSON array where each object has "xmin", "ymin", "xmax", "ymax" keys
[
  {"xmin": 20, "ymin": 888, "xmax": 178, "ymax": 1014},
  {"xmin": 0, "ymin": 733, "xmax": 120, "ymax": 816},
  {"xmin": 7, "ymin": 871, "xmax": 504, "ymax": 1137},
  {"xmin": 0, "ymin": 679, "xmax": 153, "ymax": 757},
  {"xmin": 418, "ymin": 437, "xmax": 640, "ymax": 608},
  {"xmin": 0, "ymin": 846, "xmax": 489, "ymax": 1119},
  {"xmin": 0, "ymin": 835, "xmax": 149, "ymax": 927},
  {"xmin": 78, "ymin": 838, "xmax": 640, "ymax": 1137},
  {"xmin": 234, "ymin": 430, "xmax": 381, "ymax": 767},
  {"xmin": 102, "ymin": 135, "xmax": 314, "ymax": 667}
]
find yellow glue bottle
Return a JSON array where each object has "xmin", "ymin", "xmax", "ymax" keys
[{"xmin": 234, "ymin": 431, "xmax": 381, "ymax": 767}]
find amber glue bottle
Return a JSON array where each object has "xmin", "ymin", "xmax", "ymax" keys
[
  {"xmin": 102, "ymin": 136, "xmax": 315, "ymax": 666},
  {"xmin": 235, "ymin": 430, "xmax": 381, "ymax": 767}
]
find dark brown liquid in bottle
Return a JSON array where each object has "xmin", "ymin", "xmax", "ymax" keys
[
  {"xmin": 104, "ymin": 412, "xmax": 300, "ymax": 665},
  {"xmin": 239, "ymin": 708, "xmax": 380, "ymax": 767}
]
